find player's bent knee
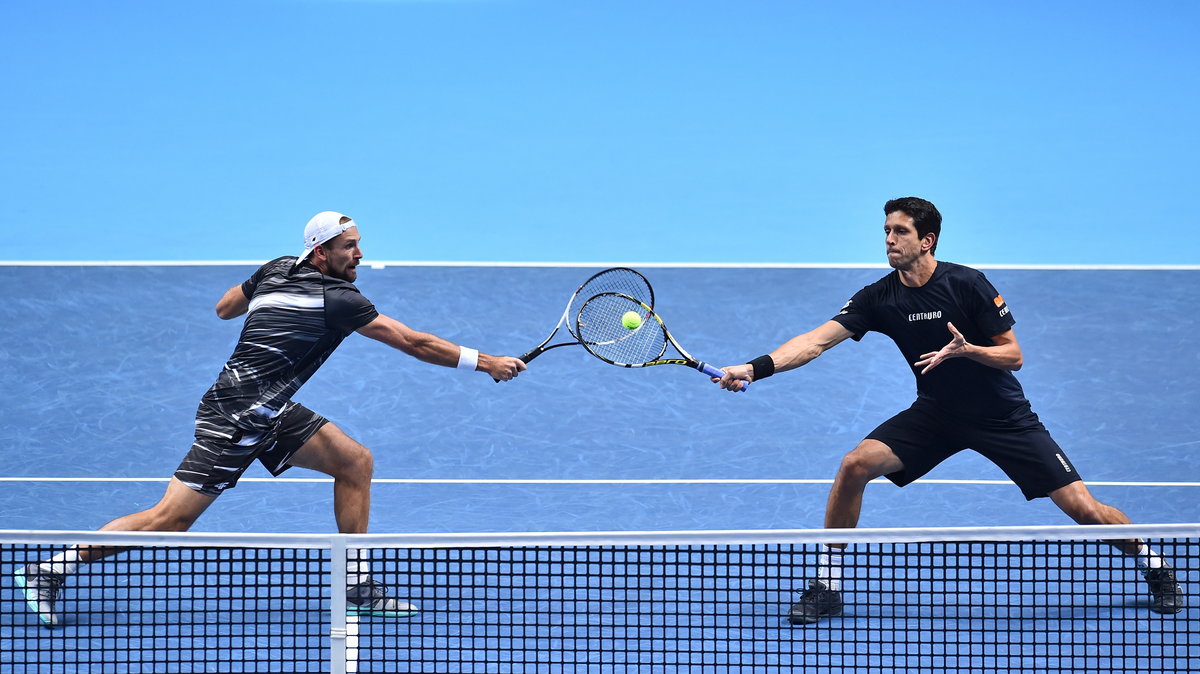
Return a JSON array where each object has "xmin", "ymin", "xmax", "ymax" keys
[
  {"xmin": 351, "ymin": 445, "xmax": 374, "ymax": 479},
  {"xmin": 332, "ymin": 440, "xmax": 373, "ymax": 482},
  {"xmin": 837, "ymin": 452, "xmax": 878, "ymax": 484},
  {"xmin": 293, "ymin": 424, "xmax": 374, "ymax": 481},
  {"xmin": 838, "ymin": 444, "xmax": 900, "ymax": 484}
]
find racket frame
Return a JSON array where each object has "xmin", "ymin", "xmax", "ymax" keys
[
  {"xmin": 573, "ymin": 291, "xmax": 733, "ymax": 383},
  {"xmin": 517, "ymin": 267, "xmax": 653, "ymax": 364}
]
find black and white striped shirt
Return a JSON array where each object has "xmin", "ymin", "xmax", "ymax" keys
[{"xmin": 200, "ymin": 257, "xmax": 379, "ymax": 431}]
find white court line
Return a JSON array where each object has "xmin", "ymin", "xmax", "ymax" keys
[
  {"xmin": 2, "ymin": 260, "xmax": 1198, "ymax": 270},
  {"xmin": 2, "ymin": 477, "xmax": 1198, "ymax": 487}
]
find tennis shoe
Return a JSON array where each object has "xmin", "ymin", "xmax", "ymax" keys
[
  {"xmin": 347, "ymin": 578, "xmax": 417, "ymax": 618},
  {"xmin": 15, "ymin": 563, "xmax": 65, "ymax": 628},
  {"xmin": 787, "ymin": 579, "xmax": 843, "ymax": 625},
  {"xmin": 1143, "ymin": 565, "xmax": 1184, "ymax": 614}
]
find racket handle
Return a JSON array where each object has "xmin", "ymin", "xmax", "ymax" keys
[
  {"xmin": 495, "ymin": 348, "xmax": 542, "ymax": 383},
  {"xmin": 698, "ymin": 362, "xmax": 750, "ymax": 390}
]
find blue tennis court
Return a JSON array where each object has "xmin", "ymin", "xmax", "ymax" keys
[
  {"xmin": 2, "ymin": 264, "xmax": 1197, "ymax": 532},
  {"xmin": 2, "ymin": 264, "xmax": 1198, "ymax": 671}
]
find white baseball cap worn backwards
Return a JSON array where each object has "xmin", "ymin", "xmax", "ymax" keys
[{"xmin": 298, "ymin": 211, "xmax": 356, "ymax": 262}]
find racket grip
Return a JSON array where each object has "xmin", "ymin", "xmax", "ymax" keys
[
  {"xmin": 495, "ymin": 349, "xmax": 542, "ymax": 383},
  {"xmin": 699, "ymin": 362, "xmax": 750, "ymax": 390}
]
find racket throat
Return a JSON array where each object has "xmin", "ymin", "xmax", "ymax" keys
[{"xmin": 646, "ymin": 358, "xmax": 698, "ymax": 368}]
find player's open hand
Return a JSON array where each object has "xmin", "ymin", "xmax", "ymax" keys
[
  {"xmin": 715, "ymin": 364, "xmax": 751, "ymax": 393},
  {"xmin": 914, "ymin": 322, "xmax": 969, "ymax": 374}
]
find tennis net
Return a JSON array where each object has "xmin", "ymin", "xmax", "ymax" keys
[{"xmin": 3, "ymin": 524, "xmax": 1197, "ymax": 672}]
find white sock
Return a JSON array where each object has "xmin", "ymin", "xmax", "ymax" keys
[
  {"xmin": 346, "ymin": 550, "xmax": 371, "ymax": 588},
  {"xmin": 816, "ymin": 545, "xmax": 844, "ymax": 591},
  {"xmin": 1134, "ymin": 544, "xmax": 1165, "ymax": 573},
  {"xmin": 44, "ymin": 549, "xmax": 82, "ymax": 576}
]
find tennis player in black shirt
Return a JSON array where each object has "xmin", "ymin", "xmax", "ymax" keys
[
  {"xmin": 15, "ymin": 211, "xmax": 526, "ymax": 628},
  {"xmin": 718, "ymin": 197, "xmax": 1184, "ymax": 624}
]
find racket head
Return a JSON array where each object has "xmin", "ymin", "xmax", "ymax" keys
[
  {"xmin": 565, "ymin": 268, "xmax": 654, "ymax": 341},
  {"xmin": 574, "ymin": 291, "xmax": 669, "ymax": 367},
  {"xmin": 512, "ymin": 268, "xmax": 654, "ymax": 369}
]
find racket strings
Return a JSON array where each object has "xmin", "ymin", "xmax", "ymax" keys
[
  {"xmin": 567, "ymin": 268, "xmax": 654, "ymax": 339},
  {"xmin": 575, "ymin": 293, "xmax": 667, "ymax": 365}
]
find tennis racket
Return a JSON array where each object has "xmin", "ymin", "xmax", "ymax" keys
[
  {"xmin": 510, "ymin": 267, "xmax": 654, "ymax": 364},
  {"xmin": 573, "ymin": 291, "xmax": 747, "ymax": 389}
]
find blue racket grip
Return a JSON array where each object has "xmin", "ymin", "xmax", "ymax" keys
[{"xmin": 699, "ymin": 362, "xmax": 750, "ymax": 391}]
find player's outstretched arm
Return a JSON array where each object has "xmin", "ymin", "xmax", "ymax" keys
[
  {"xmin": 717, "ymin": 321, "xmax": 854, "ymax": 391},
  {"xmin": 356, "ymin": 314, "xmax": 526, "ymax": 381}
]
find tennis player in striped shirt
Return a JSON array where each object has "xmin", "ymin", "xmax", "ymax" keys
[{"xmin": 16, "ymin": 211, "xmax": 526, "ymax": 627}]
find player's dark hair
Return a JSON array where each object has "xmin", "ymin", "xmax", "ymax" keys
[{"xmin": 884, "ymin": 197, "xmax": 942, "ymax": 255}]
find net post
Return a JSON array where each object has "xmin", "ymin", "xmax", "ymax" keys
[{"xmin": 329, "ymin": 534, "xmax": 348, "ymax": 674}]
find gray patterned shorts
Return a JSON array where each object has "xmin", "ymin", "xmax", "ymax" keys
[{"xmin": 174, "ymin": 402, "xmax": 328, "ymax": 496}]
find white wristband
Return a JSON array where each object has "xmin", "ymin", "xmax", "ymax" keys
[{"xmin": 456, "ymin": 346, "xmax": 479, "ymax": 371}]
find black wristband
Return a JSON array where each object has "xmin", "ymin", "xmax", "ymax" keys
[{"xmin": 748, "ymin": 355, "xmax": 775, "ymax": 380}]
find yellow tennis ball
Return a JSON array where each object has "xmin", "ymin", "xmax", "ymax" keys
[{"xmin": 621, "ymin": 311, "xmax": 642, "ymax": 330}]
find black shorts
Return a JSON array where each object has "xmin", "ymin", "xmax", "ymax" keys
[
  {"xmin": 866, "ymin": 397, "xmax": 1082, "ymax": 500},
  {"xmin": 174, "ymin": 402, "xmax": 328, "ymax": 496}
]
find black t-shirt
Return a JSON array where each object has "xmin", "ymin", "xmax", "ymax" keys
[
  {"xmin": 831, "ymin": 261, "xmax": 1027, "ymax": 420},
  {"xmin": 200, "ymin": 256, "xmax": 379, "ymax": 431}
]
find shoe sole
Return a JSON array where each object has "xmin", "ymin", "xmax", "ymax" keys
[
  {"xmin": 1150, "ymin": 603, "xmax": 1184, "ymax": 615},
  {"xmin": 347, "ymin": 606, "xmax": 419, "ymax": 619},
  {"xmin": 787, "ymin": 606, "xmax": 842, "ymax": 625},
  {"xmin": 13, "ymin": 571, "xmax": 58, "ymax": 628}
]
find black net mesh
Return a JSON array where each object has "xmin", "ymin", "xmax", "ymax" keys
[
  {"xmin": 4, "ymin": 544, "xmax": 328, "ymax": 673},
  {"xmin": 360, "ymin": 539, "xmax": 1196, "ymax": 672},
  {"xmin": 4, "ymin": 530, "xmax": 1196, "ymax": 672}
]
